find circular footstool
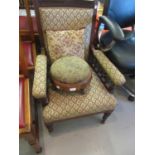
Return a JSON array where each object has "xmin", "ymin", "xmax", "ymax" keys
[{"xmin": 50, "ymin": 56, "xmax": 92, "ymax": 92}]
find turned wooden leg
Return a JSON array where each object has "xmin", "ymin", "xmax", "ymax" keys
[
  {"xmin": 26, "ymin": 133, "xmax": 36, "ymax": 145},
  {"xmin": 25, "ymin": 132, "xmax": 42, "ymax": 153},
  {"xmin": 45, "ymin": 123, "xmax": 54, "ymax": 133},
  {"xmin": 101, "ymin": 111, "xmax": 113, "ymax": 124},
  {"xmin": 26, "ymin": 124, "xmax": 37, "ymax": 145},
  {"xmin": 25, "ymin": 125, "xmax": 42, "ymax": 153},
  {"xmin": 80, "ymin": 89, "xmax": 85, "ymax": 95},
  {"xmin": 32, "ymin": 140, "xmax": 42, "ymax": 153}
]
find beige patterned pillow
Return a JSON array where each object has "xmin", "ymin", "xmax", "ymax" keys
[{"xmin": 46, "ymin": 29, "xmax": 85, "ymax": 62}]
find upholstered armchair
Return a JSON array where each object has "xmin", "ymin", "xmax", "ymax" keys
[{"xmin": 32, "ymin": 0, "xmax": 126, "ymax": 132}]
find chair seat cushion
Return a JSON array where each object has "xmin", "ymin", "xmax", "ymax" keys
[
  {"xmin": 50, "ymin": 56, "xmax": 91, "ymax": 84},
  {"xmin": 46, "ymin": 29, "xmax": 85, "ymax": 62},
  {"xmin": 43, "ymin": 71, "xmax": 116, "ymax": 123}
]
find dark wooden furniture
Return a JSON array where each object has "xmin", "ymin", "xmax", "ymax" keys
[
  {"xmin": 53, "ymin": 72, "xmax": 92, "ymax": 92},
  {"xmin": 19, "ymin": 16, "xmax": 38, "ymax": 37},
  {"xmin": 20, "ymin": 0, "xmax": 38, "ymax": 38},
  {"xmin": 19, "ymin": 0, "xmax": 38, "ymax": 37},
  {"xmin": 19, "ymin": 36, "xmax": 42, "ymax": 153},
  {"xmin": 19, "ymin": 0, "xmax": 37, "ymax": 70},
  {"xmin": 20, "ymin": 0, "xmax": 34, "ymax": 9}
]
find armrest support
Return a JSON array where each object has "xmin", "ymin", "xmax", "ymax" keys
[
  {"xmin": 99, "ymin": 16, "xmax": 125, "ymax": 41},
  {"xmin": 92, "ymin": 49, "xmax": 126, "ymax": 86},
  {"xmin": 32, "ymin": 55, "xmax": 47, "ymax": 99}
]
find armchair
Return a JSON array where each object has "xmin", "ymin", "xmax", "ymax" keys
[{"xmin": 32, "ymin": 0, "xmax": 124, "ymax": 132}]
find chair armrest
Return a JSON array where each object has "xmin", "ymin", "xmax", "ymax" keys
[
  {"xmin": 99, "ymin": 16, "xmax": 125, "ymax": 41},
  {"xmin": 92, "ymin": 49, "xmax": 126, "ymax": 86},
  {"xmin": 32, "ymin": 55, "xmax": 47, "ymax": 99}
]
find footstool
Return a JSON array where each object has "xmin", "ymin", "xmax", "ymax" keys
[{"xmin": 50, "ymin": 56, "xmax": 92, "ymax": 92}]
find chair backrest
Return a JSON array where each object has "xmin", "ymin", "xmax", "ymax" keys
[
  {"xmin": 103, "ymin": 0, "xmax": 135, "ymax": 28},
  {"xmin": 33, "ymin": 0, "xmax": 97, "ymax": 51}
]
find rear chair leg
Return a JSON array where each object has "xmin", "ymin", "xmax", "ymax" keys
[
  {"xmin": 101, "ymin": 111, "xmax": 113, "ymax": 124},
  {"xmin": 25, "ymin": 129, "xmax": 42, "ymax": 153},
  {"xmin": 32, "ymin": 140, "xmax": 42, "ymax": 153},
  {"xmin": 45, "ymin": 123, "xmax": 54, "ymax": 133}
]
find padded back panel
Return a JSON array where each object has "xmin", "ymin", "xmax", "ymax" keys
[
  {"xmin": 39, "ymin": 7, "xmax": 93, "ymax": 59},
  {"xmin": 39, "ymin": 7, "xmax": 93, "ymax": 31},
  {"xmin": 104, "ymin": 0, "xmax": 135, "ymax": 27}
]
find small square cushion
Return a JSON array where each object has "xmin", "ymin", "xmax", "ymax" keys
[{"xmin": 46, "ymin": 29, "xmax": 85, "ymax": 62}]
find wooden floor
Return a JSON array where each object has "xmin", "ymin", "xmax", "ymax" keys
[{"xmin": 19, "ymin": 79, "xmax": 135, "ymax": 155}]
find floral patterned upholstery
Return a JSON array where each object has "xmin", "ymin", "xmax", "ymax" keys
[
  {"xmin": 46, "ymin": 29, "xmax": 85, "ymax": 62},
  {"xmin": 93, "ymin": 49, "xmax": 126, "ymax": 86},
  {"xmin": 50, "ymin": 56, "xmax": 91, "ymax": 83},
  {"xmin": 32, "ymin": 55, "xmax": 47, "ymax": 99},
  {"xmin": 43, "ymin": 71, "xmax": 116, "ymax": 123},
  {"xmin": 39, "ymin": 7, "xmax": 93, "ymax": 31},
  {"xmin": 39, "ymin": 7, "xmax": 93, "ymax": 61}
]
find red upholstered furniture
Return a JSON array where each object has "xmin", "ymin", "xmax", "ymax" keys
[
  {"xmin": 19, "ymin": 76, "xmax": 31, "ymax": 134},
  {"xmin": 19, "ymin": 77, "xmax": 25, "ymax": 128},
  {"xmin": 19, "ymin": 0, "xmax": 37, "ymax": 69},
  {"xmin": 19, "ymin": 75, "xmax": 42, "ymax": 153},
  {"xmin": 22, "ymin": 41, "xmax": 34, "ymax": 67},
  {"xmin": 19, "ymin": 25, "xmax": 41, "ymax": 152},
  {"xmin": 19, "ymin": 16, "xmax": 38, "ymax": 34}
]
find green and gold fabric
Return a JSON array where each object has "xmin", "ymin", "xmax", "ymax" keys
[
  {"xmin": 93, "ymin": 49, "xmax": 126, "ymax": 86},
  {"xmin": 32, "ymin": 55, "xmax": 47, "ymax": 99},
  {"xmin": 43, "ymin": 71, "xmax": 116, "ymax": 123},
  {"xmin": 39, "ymin": 7, "xmax": 93, "ymax": 31},
  {"xmin": 50, "ymin": 56, "xmax": 91, "ymax": 83}
]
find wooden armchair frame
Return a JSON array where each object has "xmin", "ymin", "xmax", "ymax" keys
[{"xmin": 32, "ymin": 0, "xmax": 116, "ymax": 132}]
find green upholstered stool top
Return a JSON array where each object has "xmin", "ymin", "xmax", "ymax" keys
[{"xmin": 50, "ymin": 56, "xmax": 91, "ymax": 84}]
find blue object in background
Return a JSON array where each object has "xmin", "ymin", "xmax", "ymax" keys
[
  {"xmin": 104, "ymin": 0, "xmax": 135, "ymax": 28},
  {"xmin": 99, "ymin": 23, "xmax": 105, "ymax": 31}
]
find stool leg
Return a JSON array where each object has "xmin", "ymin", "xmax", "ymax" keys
[{"xmin": 80, "ymin": 89, "xmax": 85, "ymax": 95}]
